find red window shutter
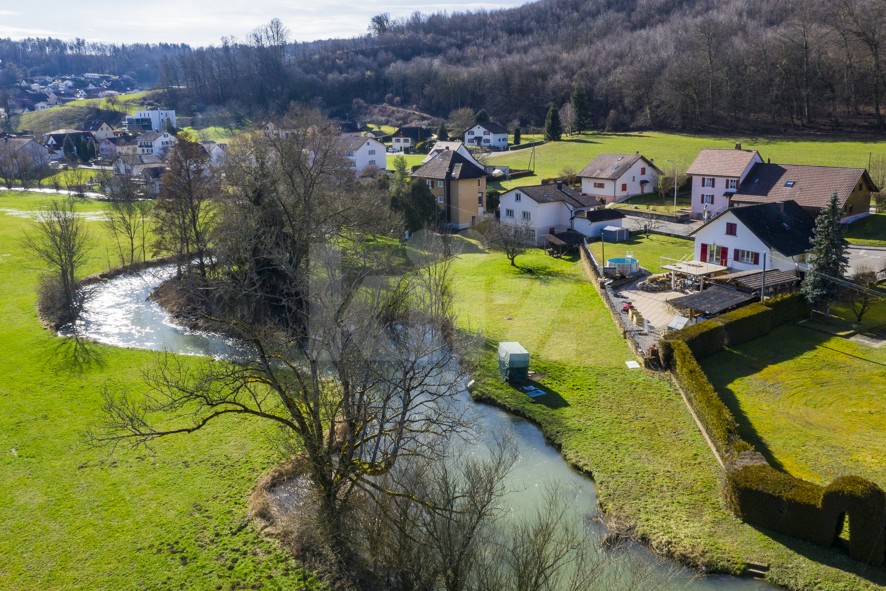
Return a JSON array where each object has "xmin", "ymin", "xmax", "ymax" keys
[
  {"xmin": 621, "ymin": 183, "xmax": 627, "ymax": 192},
  {"xmin": 733, "ymin": 249, "xmax": 740, "ymax": 262},
  {"xmin": 700, "ymin": 243, "xmax": 708, "ymax": 262},
  {"xmin": 719, "ymin": 247, "xmax": 728, "ymax": 266},
  {"xmin": 753, "ymin": 252, "xmax": 760, "ymax": 265}
]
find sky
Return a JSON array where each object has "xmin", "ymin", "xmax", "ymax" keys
[{"xmin": 0, "ymin": 1, "xmax": 532, "ymax": 47}]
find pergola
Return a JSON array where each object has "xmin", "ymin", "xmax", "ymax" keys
[
  {"xmin": 661, "ymin": 260, "xmax": 729, "ymax": 291},
  {"xmin": 669, "ymin": 285, "xmax": 756, "ymax": 320}
]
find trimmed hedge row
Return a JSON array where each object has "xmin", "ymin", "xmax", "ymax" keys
[
  {"xmin": 727, "ymin": 466, "xmax": 886, "ymax": 566},
  {"xmin": 670, "ymin": 340, "xmax": 743, "ymax": 458},
  {"xmin": 716, "ymin": 302, "xmax": 772, "ymax": 346},
  {"xmin": 764, "ymin": 292, "xmax": 810, "ymax": 327}
]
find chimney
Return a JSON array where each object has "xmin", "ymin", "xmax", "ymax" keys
[
  {"xmin": 556, "ymin": 180, "xmax": 563, "ymax": 191},
  {"xmin": 735, "ymin": 142, "xmax": 742, "ymax": 150}
]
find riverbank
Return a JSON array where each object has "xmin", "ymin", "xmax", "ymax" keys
[{"xmin": 449, "ymin": 239, "xmax": 883, "ymax": 590}]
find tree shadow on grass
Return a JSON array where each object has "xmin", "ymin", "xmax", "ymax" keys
[
  {"xmin": 750, "ymin": 525, "xmax": 886, "ymax": 585},
  {"xmin": 517, "ymin": 264, "xmax": 574, "ymax": 281},
  {"xmin": 50, "ymin": 335, "xmax": 105, "ymax": 374},
  {"xmin": 714, "ymin": 383, "xmax": 785, "ymax": 471}
]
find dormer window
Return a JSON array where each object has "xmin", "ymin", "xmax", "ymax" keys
[{"xmin": 784, "ymin": 181, "xmax": 795, "ymax": 187}]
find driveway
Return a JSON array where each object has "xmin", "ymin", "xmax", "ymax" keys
[
  {"xmin": 613, "ymin": 281, "xmax": 684, "ymax": 336},
  {"xmin": 847, "ymin": 245, "xmax": 886, "ymax": 276}
]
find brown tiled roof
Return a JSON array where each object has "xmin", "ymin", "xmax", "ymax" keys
[
  {"xmin": 411, "ymin": 150, "xmax": 485, "ymax": 180},
  {"xmin": 578, "ymin": 153, "xmax": 659, "ymax": 180},
  {"xmin": 686, "ymin": 148, "xmax": 761, "ymax": 177},
  {"xmin": 731, "ymin": 163, "xmax": 877, "ymax": 210},
  {"xmin": 508, "ymin": 184, "xmax": 599, "ymax": 208}
]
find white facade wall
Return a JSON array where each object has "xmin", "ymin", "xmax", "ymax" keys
[
  {"xmin": 129, "ymin": 109, "xmax": 176, "ymax": 131},
  {"xmin": 499, "ymin": 189, "xmax": 570, "ymax": 245},
  {"xmin": 572, "ymin": 217, "xmax": 623, "ymax": 239},
  {"xmin": 580, "ymin": 160, "xmax": 659, "ymax": 204},
  {"xmin": 690, "ymin": 155, "xmax": 762, "ymax": 220},
  {"xmin": 464, "ymin": 125, "xmax": 508, "ymax": 149},
  {"xmin": 692, "ymin": 212, "xmax": 805, "ymax": 272},
  {"xmin": 391, "ymin": 136, "xmax": 414, "ymax": 151},
  {"xmin": 347, "ymin": 138, "xmax": 387, "ymax": 175},
  {"xmin": 138, "ymin": 132, "xmax": 177, "ymax": 156}
]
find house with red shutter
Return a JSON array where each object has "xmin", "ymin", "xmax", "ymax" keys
[
  {"xmin": 688, "ymin": 200, "xmax": 816, "ymax": 273},
  {"xmin": 686, "ymin": 145, "xmax": 763, "ymax": 220},
  {"xmin": 578, "ymin": 153, "xmax": 660, "ymax": 204}
]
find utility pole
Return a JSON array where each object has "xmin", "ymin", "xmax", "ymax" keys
[{"xmin": 760, "ymin": 252, "xmax": 767, "ymax": 301}]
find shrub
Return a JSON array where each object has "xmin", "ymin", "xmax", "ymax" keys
[
  {"xmin": 763, "ymin": 292, "xmax": 809, "ymax": 327},
  {"xmin": 726, "ymin": 464, "xmax": 833, "ymax": 546},
  {"xmin": 670, "ymin": 340, "xmax": 741, "ymax": 457},
  {"xmin": 822, "ymin": 477, "xmax": 886, "ymax": 565},
  {"xmin": 664, "ymin": 318, "xmax": 725, "ymax": 359},
  {"xmin": 715, "ymin": 302, "xmax": 772, "ymax": 346}
]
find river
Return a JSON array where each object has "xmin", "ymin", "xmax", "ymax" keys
[{"xmin": 71, "ymin": 266, "xmax": 776, "ymax": 590}]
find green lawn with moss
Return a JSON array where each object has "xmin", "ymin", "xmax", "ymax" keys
[
  {"xmin": 586, "ymin": 233, "xmax": 695, "ymax": 274},
  {"xmin": 845, "ymin": 213, "xmax": 886, "ymax": 247},
  {"xmin": 449, "ymin": 240, "xmax": 883, "ymax": 590},
  {"xmin": 486, "ymin": 132, "xmax": 886, "ymax": 190},
  {"xmin": 702, "ymin": 304, "xmax": 886, "ymax": 489},
  {"xmin": 0, "ymin": 192, "xmax": 319, "ymax": 590}
]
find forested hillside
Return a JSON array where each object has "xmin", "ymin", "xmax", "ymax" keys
[{"xmin": 3, "ymin": 0, "xmax": 885, "ymax": 132}]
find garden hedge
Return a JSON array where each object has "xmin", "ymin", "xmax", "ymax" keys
[
  {"xmin": 763, "ymin": 292, "xmax": 809, "ymax": 327},
  {"xmin": 670, "ymin": 340, "xmax": 742, "ymax": 458},
  {"xmin": 715, "ymin": 302, "xmax": 772, "ymax": 346},
  {"xmin": 663, "ymin": 319, "xmax": 726, "ymax": 360},
  {"xmin": 822, "ymin": 477, "xmax": 886, "ymax": 566}
]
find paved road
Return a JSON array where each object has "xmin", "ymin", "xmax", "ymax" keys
[
  {"xmin": 847, "ymin": 245, "xmax": 886, "ymax": 276},
  {"xmin": 620, "ymin": 213, "xmax": 703, "ymax": 237}
]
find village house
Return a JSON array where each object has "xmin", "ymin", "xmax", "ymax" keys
[
  {"xmin": 112, "ymin": 153, "xmax": 166, "ymax": 180},
  {"xmin": 571, "ymin": 209, "xmax": 627, "ymax": 239},
  {"xmin": 411, "ymin": 150, "xmax": 487, "ymax": 230},
  {"xmin": 730, "ymin": 163, "xmax": 877, "ymax": 222},
  {"xmin": 689, "ymin": 200, "xmax": 816, "ymax": 273},
  {"xmin": 422, "ymin": 141, "xmax": 483, "ymax": 169},
  {"xmin": 125, "ymin": 109, "xmax": 176, "ymax": 132},
  {"xmin": 0, "ymin": 136, "xmax": 52, "ymax": 172},
  {"xmin": 578, "ymin": 153, "xmax": 661, "ymax": 204},
  {"xmin": 338, "ymin": 135, "xmax": 386, "ymax": 175},
  {"xmin": 686, "ymin": 146, "xmax": 763, "ymax": 220},
  {"xmin": 199, "ymin": 142, "xmax": 228, "ymax": 168},
  {"xmin": 390, "ymin": 127, "xmax": 431, "ymax": 152},
  {"xmin": 498, "ymin": 182, "xmax": 600, "ymax": 245},
  {"xmin": 43, "ymin": 129, "xmax": 95, "ymax": 160},
  {"xmin": 82, "ymin": 120, "xmax": 117, "ymax": 141},
  {"xmin": 137, "ymin": 131, "xmax": 177, "ymax": 157},
  {"xmin": 464, "ymin": 122, "xmax": 508, "ymax": 150}
]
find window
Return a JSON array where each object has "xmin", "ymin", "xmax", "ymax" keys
[
  {"xmin": 621, "ymin": 183, "xmax": 627, "ymax": 192},
  {"xmin": 505, "ymin": 208, "xmax": 515, "ymax": 218},
  {"xmin": 437, "ymin": 180, "xmax": 444, "ymax": 188},
  {"xmin": 784, "ymin": 181, "xmax": 795, "ymax": 187},
  {"xmin": 700, "ymin": 244, "xmax": 728, "ymax": 265},
  {"xmin": 368, "ymin": 149, "xmax": 375, "ymax": 155},
  {"xmin": 483, "ymin": 131, "xmax": 490, "ymax": 135},
  {"xmin": 522, "ymin": 211, "xmax": 531, "ymax": 221},
  {"xmin": 478, "ymin": 193, "xmax": 483, "ymax": 205},
  {"xmin": 426, "ymin": 180, "xmax": 432, "ymax": 188},
  {"xmin": 727, "ymin": 178, "xmax": 737, "ymax": 190},
  {"xmin": 477, "ymin": 178, "xmax": 481, "ymax": 186},
  {"xmin": 702, "ymin": 177, "xmax": 715, "ymax": 188},
  {"xmin": 735, "ymin": 249, "xmax": 759, "ymax": 264},
  {"xmin": 438, "ymin": 196, "xmax": 444, "ymax": 204},
  {"xmin": 346, "ymin": 151, "xmax": 354, "ymax": 158},
  {"xmin": 593, "ymin": 182, "xmax": 605, "ymax": 189},
  {"xmin": 467, "ymin": 131, "xmax": 474, "ymax": 136},
  {"xmin": 483, "ymin": 139, "xmax": 490, "ymax": 144},
  {"xmin": 515, "ymin": 193, "xmax": 521, "ymax": 202},
  {"xmin": 369, "ymin": 159, "xmax": 376, "ymax": 165},
  {"xmin": 725, "ymin": 222, "xmax": 737, "ymax": 236},
  {"xmin": 640, "ymin": 167, "xmax": 646, "ymax": 175},
  {"xmin": 702, "ymin": 194, "xmax": 715, "ymax": 205}
]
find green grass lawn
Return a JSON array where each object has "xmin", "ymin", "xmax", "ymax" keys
[
  {"xmin": 586, "ymin": 233, "xmax": 695, "ymax": 274},
  {"xmin": 0, "ymin": 192, "xmax": 318, "ymax": 590},
  {"xmin": 450, "ymin": 240, "xmax": 883, "ymax": 590},
  {"xmin": 701, "ymin": 319, "xmax": 886, "ymax": 489},
  {"xmin": 845, "ymin": 212, "xmax": 886, "ymax": 247},
  {"xmin": 485, "ymin": 132, "xmax": 886, "ymax": 190},
  {"xmin": 13, "ymin": 92, "xmax": 157, "ymax": 134},
  {"xmin": 611, "ymin": 191, "xmax": 693, "ymax": 215}
]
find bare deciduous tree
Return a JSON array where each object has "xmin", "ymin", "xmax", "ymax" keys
[{"xmin": 479, "ymin": 220, "xmax": 533, "ymax": 267}]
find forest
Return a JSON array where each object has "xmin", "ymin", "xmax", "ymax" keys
[{"xmin": 2, "ymin": 0, "xmax": 885, "ymax": 133}]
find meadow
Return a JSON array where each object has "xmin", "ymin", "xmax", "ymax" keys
[
  {"xmin": 13, "ymin": 92, "xmax": 156, "ymax": 134},
  {"xmin": 0, "ymin": 191, "xmax": 318, "ymax": 590},
  {"xmin": 448, "ymin": 240, "xmax": 882, "ymax": 590}
]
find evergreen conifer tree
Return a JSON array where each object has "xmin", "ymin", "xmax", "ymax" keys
[
  {"xmin": 513, "ymin": 127, "xmax": 521, "ymax": 145},
  {"xmin": 436, "ymin": 121, "xmax": 448, "ymax": 141},
  {"xmin": 802, "ymin": 192, "xmax": 849, "ymax": 310},
  {"xmin": 544, "ymin": 106, "xmax": 563, "ymax": 141},
  {"xmin": 569, "ymin": 85, "xmax": 590, "ymax": 134},
  {"xmin": 474, "ymin": 109, "xmax": 490, "ymax": 124}
]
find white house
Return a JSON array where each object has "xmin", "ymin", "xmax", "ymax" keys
[
  {"xmin": 83, "ymin": 120, "xmax": 116, "ymax": 141},
  {"xmin": 112, "ymin": 153, "xmax": 165, "ymax": 177},
  {"xmin": 498, "ymin": 182, "xmax": 599, "ymax": 245},
  {"xmin": 688, "ymin": 201, "xmax": 815, "ymax": 272},
  {"xmin": 200, "ymin": 142, "xmax": 228, "ymax": 168},
  {"xmin": 464, "ymin": 122, "xmax": 508, "ymax": 150},
  {"xmin": 686, "ymin": 145, "xmax": 763, "ymax": 220},
  {"xmin": 422, "ymin": 141, "xmax": 483, "ymax": 169},
  {"xmin": 137, "ymin": 131, "xmax": 177, "ymax": 157},
  {"xmin": 125, "ymin": 109, "xmax": 176, "ymax": 132},
  {"xmin": 390, "ymin": 127, "xmax": 431, "ymax": 152},
  {"xmin": 338, "ymin": 135, "xmax": 386, "ymax": 175},
  {"xmin": 578, "ymin": 153, "xmax": 661, "ymax": 204}
]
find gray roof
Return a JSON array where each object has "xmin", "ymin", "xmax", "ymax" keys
[
  {"xmin": 731, "ymin": 163, "xmax": 878, "ymax": 211},
  {"xmin": 691, "ymin": 200, "xmax": 815, "ymax": 257},
  {"xmin": 580, "ymin": 209, "xmax": 626, "ymax": 222},
  {"xmin": 411, "ymin": 150, "xmax": 486, "ymax": 181},
  {"xmin": 578, "ymin": 153, "xmax": 659, "ymax": 180},
  {"xmin": 470, "ymin": 121, "xmax": 508, "ymax": 135},
  {"xmin": 509, "ymin": 184, "xmax": 598, "ymax": 208},
  {"xmin": 337, "ymin": 135, "xmax": 377, "ymax": 152},
  {"xmin": 670, "ymin": 286, "xmax": 757, "ymax": 315},
  {"xmin": 686, "ymin": 149, "xmax": 761, "ymax": 177}
]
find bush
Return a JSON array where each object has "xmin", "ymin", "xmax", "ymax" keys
[
  {"xmin": 664, "ymin": 319, "xmax": 725, "ymax": 359},
  {"xmin": 822, "ymin": 477, "xmax": 886, "ymax": 565},
  {"xmin": 715, "ymin": 302, "xmax": 772, "ymax": 346},
  {"xmin": 726, "ymin": 464, "xmax": 833, "ymax": 546},
  {"xmin": 763, "ymin": 292, "xmax": 809, "ymax": 327},
  {"xmin": 670, "ymin": 340, "xmax": 742, "ymax": 457},
  {"xmin": 37, "ymin": 275, "xmax": 76, "ymax": 328}
]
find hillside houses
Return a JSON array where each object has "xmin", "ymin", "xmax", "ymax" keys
[{"xmin": 578, "ymin": 153, "xmax": 660, "ymax": 204}]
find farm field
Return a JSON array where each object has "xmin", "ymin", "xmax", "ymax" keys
[
  {"xmin": 484, "ymin": 132, "xmax": 886, "ymax": 190},
  {"xmin": 702, "ymin": 311, "xmax": 886, "ymax": 490},
  {"xmin": 845, "ymin": 212, "xmax": 886, "ymax": 247},
  {"xmin": 449, "ymin": 240, "xmax": 882, "ymax": 590},
  {"xmin": 0, "ymin": 192, "xmax": 317, "ymax": 590}
]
